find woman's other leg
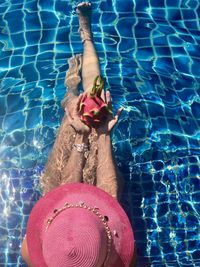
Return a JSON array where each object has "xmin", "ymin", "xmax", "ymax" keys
[
  {"xmin": 40, "ymin": 55, "xmax": 82, "ymax": 195},
  {"xmin": 77, "ymin": 2, "xmax": 101, "ymax": 92}
]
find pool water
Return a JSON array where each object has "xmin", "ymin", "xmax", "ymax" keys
[{"xmin": 0, "ymin": 0, "xmax": 200, "ymax": 266}]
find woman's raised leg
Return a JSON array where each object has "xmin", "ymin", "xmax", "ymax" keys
[
  {"xmin": 77, "ymin": 2, "xmax": 101, "ymax": 92},
  {"xmin": 76, "ymin": 2, "xmax": 101, "ymax": 184}
]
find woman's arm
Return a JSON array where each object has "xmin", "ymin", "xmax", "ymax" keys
[
  {"xmin": 96, "ymin": 132, "xmax": 119, "ymax": 198},
  {"xmin": 96, "ymin": 91, "xmax": 123, "ymax": 200},
  {"xmin": 60, "ymin": 95, "xmax": 91, "ymax": 183}
]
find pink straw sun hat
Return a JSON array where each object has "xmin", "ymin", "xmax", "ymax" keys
[{"xmin": 26, "ymin": 183, "xmax": 135, "ymax": 267}]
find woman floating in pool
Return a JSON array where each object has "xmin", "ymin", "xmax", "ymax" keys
[{"xmin": 21, "ymin": 2, "xmax": 135, "ymax": 266}]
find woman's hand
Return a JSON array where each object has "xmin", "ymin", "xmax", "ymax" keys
[
  {"xmin": 65, "ymin": 94, "xmax": 91, "ymax": 135},
  {"xmin": 96, "ymin": 90, "xmax": 123, "ymax": 135}
]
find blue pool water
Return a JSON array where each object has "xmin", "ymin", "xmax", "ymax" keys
[{"xmin": 0, "ymin": 0, "xmax": 200, "ymax": 266}]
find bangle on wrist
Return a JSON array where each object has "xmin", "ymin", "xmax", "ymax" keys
[
  {"xmin": 73, "ymin": 143, "xmax": 89, "ymax": 158},
  {"xmin": 73, "ymin": 143, "xmax": 88, "ymax": 152}
]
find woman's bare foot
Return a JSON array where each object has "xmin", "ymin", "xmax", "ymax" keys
[
  {"xmin": 76, "ymin": 2, "xmax": 92, "ymax": 42},
  {"xmin": 64, "ymin": 54, "xmax": 82, "ymax": 90},
  {"xmin": 77, "ymin": 2, "xmax": 92, "ymax": 14}
]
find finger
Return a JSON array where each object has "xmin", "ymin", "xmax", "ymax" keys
[
  {"xmin": 114, "ymin": 107, "xmax": 124, "ymax": 121},
  {"xmin": 64, "ymin": 106, "xmax": 69, "ymax": 116},
  {"xmin": 76, "ymin": 93, "xmax": 85, "ymax": 112},
  {"xmin": 101, "ymin": 88, "xmax": 105, "ymax": 101},
  {"xmin": 106, "ymin": 90, "xmax": 113, "ymax": 111},
  {"xmin": 106, "ymin": 90, "xmax": 111, "ymax": 103},
  {"xmin": 68, "ymin": 115, "xmax": 74, "ymax": 125},
  {"xmin": 76, "ymin": 93, "xmax": 82, "ymax": 109},
  {"xmin": 109, "ymin": 107, "xmax": 123, "ymax": 130},
  {"xmin": 65, "ymin": 106, "xmax": 74, "ymax": 123},
  {"xmin": 77, "ymin": 93, "xmax": 83, "ymax": 103},
  {"xmin": 65, "ymin": 106, "xmax": 73, "ymax": 117}
]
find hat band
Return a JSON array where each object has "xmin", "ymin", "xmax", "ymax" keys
[{"xmin": 45, "ymin": 201, "xmax": 112, "ymax": 266}]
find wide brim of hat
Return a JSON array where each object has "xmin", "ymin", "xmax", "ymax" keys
[{"xmin": 27, "ymin": 183, "xmax": 134, "ymax": 267}]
